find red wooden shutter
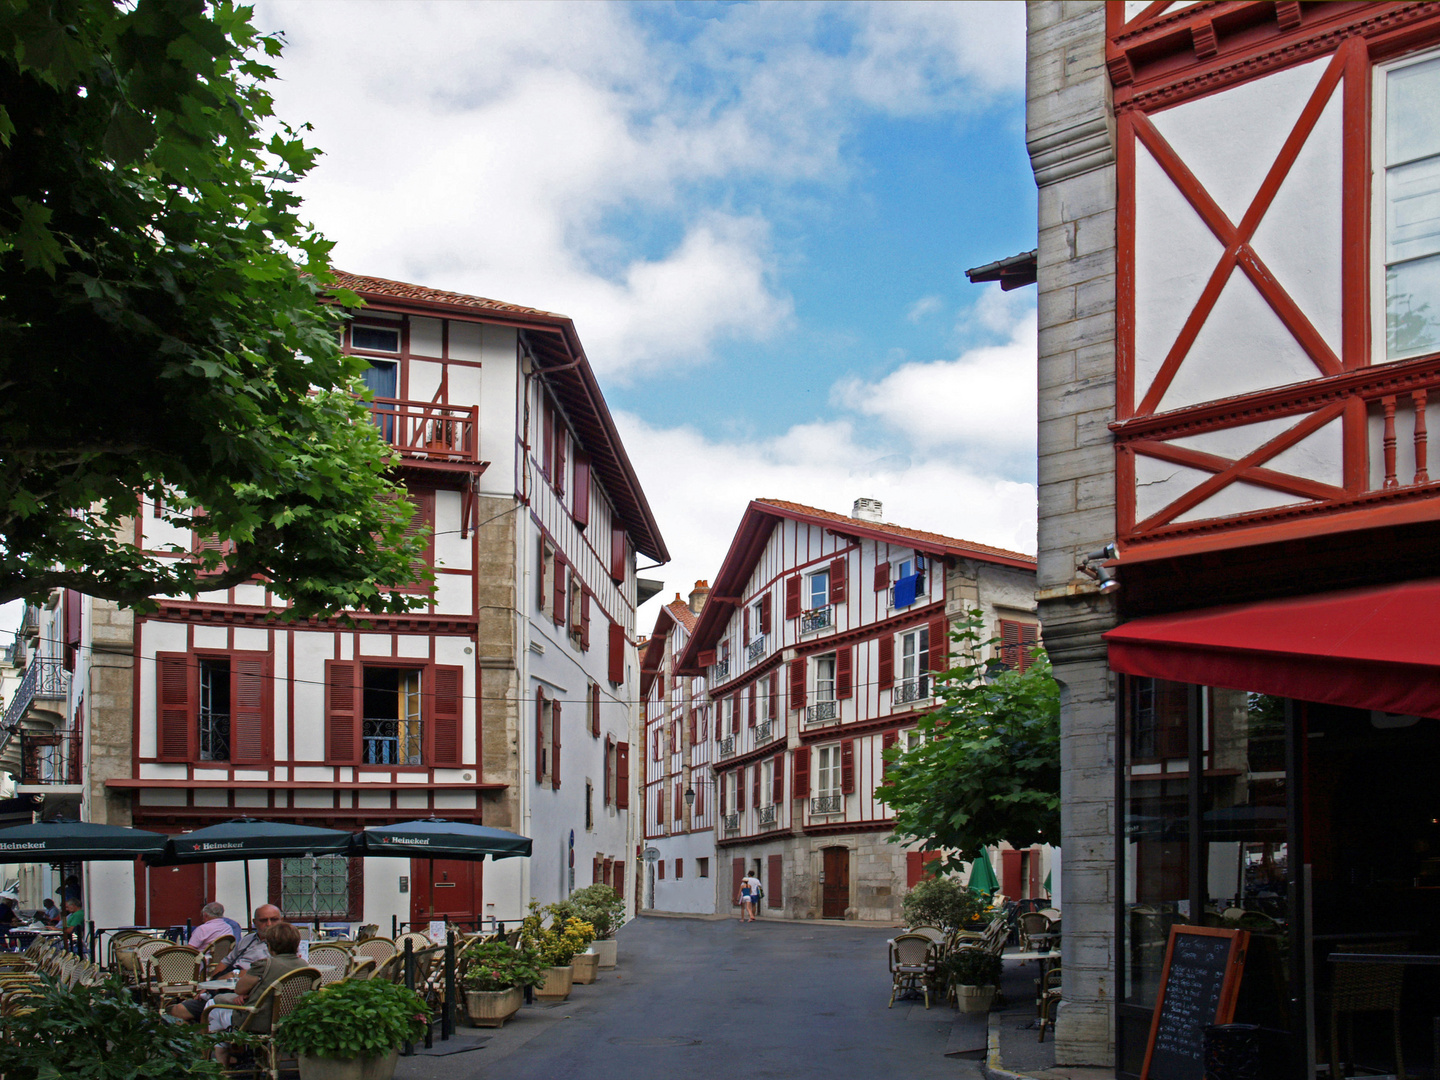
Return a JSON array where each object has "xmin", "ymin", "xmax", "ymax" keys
[
  {"xmin": 591, "ymin": 684, "xmax": 600, "ymax": 738},
  {"xmin": 719, "ymin": 774, "xmax": 727, "ymax": 813},
  {"xmin": 593, "ymin": 856, "xmax": 602, "ymax": 885},
  {"xmin": 616, "ymin": 741, "xmax": 629, "ymax": 808},
  {"xmin": 698, "ymin": 648, "xmax": 715, "ymax": 668},
  {"xmin": 603, "ymin": 734, "xmax": 613, "ymax": 805},
  {"xmin": 62, "ymin": 589, "xmax": 80, "ymax": 671},
  {"xmin": 730, "ymin": 692, "xmax": 740, "ymax": 734},
  {"xmin": 788, "ymin": 658, "xmax": 806, "ymax": 710},
  {"xmin": 836, "ymin": 646, "xmax": 853, "ymax": 699},
  {"xmin": 614, "ymin": 860, "xmax": 625, "ymax": 899},
  {"xmin": 1020, "ymin": 623, "xmax": 1040, "ymax": 673},
  {"xmin": 608, "ymin": 621, "xmax": 625, "ymax": 684},
  {"xmin": 551, "ymin": 700, "xmax": 562, "ymax": 790},
  {"xmin": 538, "ymin": 537, "xmax": 549, "ymax": 608},
  {"xmin": 840, "ymin": 740, "xmax": 855, "ymax": 794},
  {"xmin": 929, "ymin": 615, "xmax": 949, "ymax": 671},
  {"xmin": 773, "ymin": 753, "xmax": 784, "ymax": 804},
  {"xmin": 555, "ymin": 425, "xmax": 566, "ymax": 497},
  {"xmin": 767, "ymin": 854, "xmax": 782, "ymax": 910},
  {"xmin": 325, "ymin": 660, "xmax": 358, "ymax": 765},
  {"xmin": 431, "ymin": 665, "xmax": 463, "ymax": 767},
  {"xmin": 874, "ymin": 561, "xmax": 890, "ymax": 592},
  {"xmin": 657, "ymin": 784, "xmax": 665, "ymax": 824},
  {"xmin": 752, "ymin": 763, "xmax": 760, "ymax": 806},
  {"xmin": 696, "ymin": 780, "xmax": 704, "ymax": 816},
  {"xmin": 785, "ymin": 575, "xmax": 800, "ymax": 619},
  {"xmin": 573, "ymin": 453, "xmax": 590, "ymax": 528},
  {"xmin": 674, "ymin": 784, "xmax": 682, "ymax": 821},
  {"xmin": 535, "ymin": 689, "xmax": 546, "ymax": 781},
  {"xmin": 736, "ymin": 767, "xmax": 746, "ymax": 811},
  {"xmin": 878, "ymin": 635, "xmax": 895, "ymax": 689},
  {"xmin": 882, "ymin": 730, "xmax": 898, "ymax": 776},
  {"xmin": 760, "ymin": 594, "xmax": 772, "ymax": 634},
  {"xmin": 542, "ymin": 402, "xmax": 554, "ymax": 479},
  {"xmin": 688, "ymin": 709, "xmax": 696, "ymax": 744},
  {"xmin": 742, "ymin": 605, "xmax": 749, "ymax": 641},
  {"xmin": 580, "ymin": 589, "xmax": 591, "ymax": 651},
  {"xmin": 230, "ymin": 655, "xmax": 268, "ymax": 764},
  {"xmin": 793, "ymin": 747, "xmax": 810, "ymax": 798},
  {"xmin": 1002, "ymin": 848, "xmax": 1022, "ymax": 897},
  {"xmin": 401, "ymin": 490, "xmax": 435, "ymax": 592},
  {"xmin": 747, "ymin": 686, "xmax": 756, "ymax": 727},
  {"xmin": 829, "ymin": 557, "xmax": 846, "ymax": 604},
  {"xmin": 157, "ymin": 653, "xmax": 193, "ymax": 762},
  {"xmin": 553, "ymin": 557, "xmax": 567, "ymax": 626},
  {"xmin": 767, "ymin": 672, "xmax": 778, "ymax": 719},
  {"xmin": 657, "ymin": 671, "xmax": 666, "ymax": 698},
  {"xmin": 732, "ymin": 859, "xmax": 744, "ymax": 904},
  {"xmin": 610, "ymin": 527, "xmax": 626, "ymax": 582}
]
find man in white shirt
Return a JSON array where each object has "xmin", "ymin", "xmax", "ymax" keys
[{"xmin": 188, "ymin": 902, "xmax": 234, "ymax": 952}]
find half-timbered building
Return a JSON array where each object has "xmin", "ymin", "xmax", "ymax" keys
[
  {"xmin": 1026, "ymin": 1, "xmax": 1440, "ymax": 1071},
  {"xmin": 84, "ymin": 274, "xmax": 665, "ymax": 931},
  {"xmin": 675, "ymin": 498, "xmax": 1036, "ymax": 922},
  {"xmin": 638, "ymin": 584, "xmax": 716, "ymax": 913}
]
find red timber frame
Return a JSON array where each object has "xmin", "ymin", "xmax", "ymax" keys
[{"xmin": 1107, "ymin": 1, "xmax": 1440, "ymax": 562}]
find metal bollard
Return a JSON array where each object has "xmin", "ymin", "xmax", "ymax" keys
[
  {"xmin": 443, "ymin": 930, "xmax": 456, "ymax": 1041},
  {"xmin": 401, "ymin": 939, "xmax": 416, "ymax": 1056}
]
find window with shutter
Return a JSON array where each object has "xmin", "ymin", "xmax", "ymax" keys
[
  {"xmin": 580, "ymin": 589, "xmax": 591, "ymax": 651},
  {"xmin": 840, "ymin": 739, "xmax": 855, "ymax": 794},
  {"xmin": 430, "ymin": 665, "xmax": 463, "ymax": 766},
  {"xmin": 157, "ymin": 653, "xmax": 194, "ymax": 762},
  {"xmin": 590, "ymin": 682, "xmax": 600, "ymax": 738},
  {"xmin": 829, "ymin": 557, "xmax": 846, "ymax": 605},
  {"xmin": 614, "ymin": 860, "xmax": 625, "ymax": 899},
  {"xmin": 551, "ymin": 699, "xmax": 562, "ymax": 790},
  {"xmin": 999, "ymin": 619, "xmax": 1041, "ymax": 673},
  {"xmin": 736, "ymin": 767, "xmax": 746, "ymax": 812},
  {"xmin": 657, "ymin": 784, "xmax": 665, "ymax": 825},
  {"xmin": 603, "ymin": 734, "xmax": 613, "ymax": 805},
  {"xmin": 877, "ymin": 635, "xmax": 895, "ymax": 690},
  {"xmin": 752, "ymin": 763, "xmax": 761, "ymax": 807},
  {"xmin": 573, "ymin": 452, "xmax": 591, "ymax": 528},
  {"xmin": 230, "ymin": 655, "xmax": 268, "ymax": 764},
  {"xmin": 608, "ymin": 621, "xmax": 625, "ymax": 684},
  {"xmin": 788, "ymin": 658, "xmax": 806, "ymax": 711},
  {"xmin": 553, "ymin": 556, "xmax": 567, "ymax": 626},
  {"xmin": 593, "ymin": 856, "xmax": 602, "ymax": 885},
  {"xmin": 719, "ymin": 773, "xmax": 727, "ymax": 813},
  {"xmin": 882, "ymin": 730, "xmax": 898, "ymax": 777},
  {"xmin": 760, "ymin": 594, "xmax": 772, "ymax": 634},
  {"xmin": 538, "ymin": 537, "xmax": 551, "ymax": 609},
  {"xmin": 874, "ymin": 561, "xmax": 890, "ymax": 592},
  {"xmin": 325, "ymin": 660, "xmax": 359, "ymax": 765},
  {"xmin": 773, "ymin": 753, "xmax": 784, "ymax": 804},
  {"xmin": 535, "ymin": 689, "xmax": 547, "ymax": 783},
  {"xmin": 555, "ymin": 424, "xmax": 566, "ymax": 497},
  {"xmin": 928, "ymin": 615, "xmax": 949, "ymax": 672},
  {"xmin": 610, "ymin": 527, "xmax": 626, "ymax": 583},
  {"xmin": 748, "ymin": 686, "xmax": 756, "ymax": 727},
  {"xmin": 793, "ymin": 746, "xmax": 810, "ymax": 798},
  {"xmin": 836, "ymin": 647, "xmax": 853, "ymax": 699},
  {"xmin": 616, "ymin": 742, "xmax": 630, "ymax": 808},
  {"xmin": 767, "ymin": 672, "xmax": 778, "ymax": 720},
  {"xmin": 674, "ymin": 784, "xmax": 683, "ymax": 822},
  {"xmin": 785, "ymin": 576, "xmax": 800, "ymax": 619},
  {"xmin": 542, "ymin": 402, "xmax": 554, "ymax": 479}
]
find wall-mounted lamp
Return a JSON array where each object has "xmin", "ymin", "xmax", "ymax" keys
[
  {"xmin": 683, "ymin": 777, "xmax": 719, "ymax": 808},
  {"xmin": 1078, "ymin": 542, "xmax": 1121, "ymax": 594}
]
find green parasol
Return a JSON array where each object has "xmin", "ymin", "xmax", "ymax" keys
[
  {"xmin": 1044, "ymin": 868, "xmax": 1053, "ymax": 895},
  {"xmin": 967, "ymin": 851, "xmax": 1000, "ymax": 896}
]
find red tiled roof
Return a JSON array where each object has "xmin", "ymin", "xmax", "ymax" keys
[
  {"xmin": 665, "ymin": 599, "xmax": 698, "ymax": 633},
  {"xmin": 753, "ymin": 499, "xmax": 1035, "ymax": 565},
  {"xmin": 331, "ymin": 272, "xmax": 569, "ymax": 321}
]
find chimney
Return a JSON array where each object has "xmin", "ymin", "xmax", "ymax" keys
[
  {"xmin": 688, "ymin": 580, "xmax": 711, "ymax": 615},
  {"xmin": 852, "ymin": 498, "xmax": 883, "ymax": 523}
]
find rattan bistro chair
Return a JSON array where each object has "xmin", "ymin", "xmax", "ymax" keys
[
  {"xmin": 353, "ymin": 936, "xmax": 396, "ymax": 967},
  {"xmin": 305, "ymin": 943, "xmax": 352, "ymax": 986},
  {"xmin": 1037, "ymin": 967, "xmax": 1063, "ymax": 1043},
  {"xmin": 1327, "ymin": 949, "xmax": 1407, "ymax": 1080},
  {"xmin": 204, "ymin": 935, "xmax": 235, "ymax": 972},
  {"xmin": 888, "ymin": 933, "xmax": 939, "ymax": 1010},
  {"xmin": 204, "ymin": 966, "xmax": 322, "ymax": 1080},
  {"xmin": 148, "ymin": 945, "xmax": 204, "ymax": 1006},
  {"xmin": 1017, "ymin": 912, "xmax": 1052, "ymax": 952}
]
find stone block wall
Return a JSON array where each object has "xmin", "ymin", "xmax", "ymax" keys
[
  {"xmin": 475, "ymin": 493, "xmax": 520, "ymax": 831},
  {"xmin": 86, "ymin": 597, "xmax": 134, "ymax": 828},
  {"xmin": 1027, "ymin": 0, "xmax": 1120, "ymax": 1066}
]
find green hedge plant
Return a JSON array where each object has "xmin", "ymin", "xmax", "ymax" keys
[
  {"xmin": 568, "ymin": 884, "xmax": 626, "ymax": 940},
  {"xmin": 276, "ymin": 978, "xmax": 430, "ymax": 1060},
  {"xmin": 902, "ymin": 875, "xmax": 986, "ymax": 931},
  {"xmin": 460, "ymin": 941, "xmax": 546, "ymax": 992}
]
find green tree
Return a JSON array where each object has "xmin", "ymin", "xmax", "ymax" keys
[
  {"xmin": 0, "ymin": 0, "xmax": 425, "ymax": 616},
  {"xmin": 880, "ymin": 609, "xmax": 1060, "ymax": 873}
]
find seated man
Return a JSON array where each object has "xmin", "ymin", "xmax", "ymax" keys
[
  {"xmin": 204, "ymin": 921, "xmax": 308, "ymax": 1065},
  {"xmin": 168, "ymin": 904, "xmax": 281, "ymax": 1023},
  {"xmin": 188, "ymin": 902, "xmax": 233, "ymax": 953},
  {"xmin": 39, "ymin": 898, "xmax": 60, "ymax": 927},
  {"xmin": 60, "ymin": 899, "xmax": 84, "ymax": 955}
]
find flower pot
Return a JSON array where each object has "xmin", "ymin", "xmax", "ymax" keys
[
  {"xmin": 298, "ymin": 1051, "xmax": 398, "ymax": 1080},
  {"xmin": 463, "ymin": 986, "xmax": 524, "ymax": 1027},
  {"xmin": 534, "ymin": 965, "xmax": 573, "ymax": 1001},
  {"xmin": 953, "ymin": 984, "xmax": 997, "ymax": 1014},
  {"xmin": 571, "ymin": 952, "xmax": 599, "ymax": 984},
  {"xmin": 592, "ymin": 938, "xmax": 617, "ymax": 968}
]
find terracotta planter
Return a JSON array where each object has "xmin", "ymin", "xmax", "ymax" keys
[
  {"xmin": 592, "ymin": 938, "xmax": 617, "ymax": 968},
  {"xmin": 463, "ymin": 987, "xmax": 524, "ymax": 1027},
  {"xmin": 298, "ymin": 1050, "xmax": 398, "ymax": 1080},
  {"xmin": 953, "ymin": 984, "xmax": 997, "ymax": 1014},
  {"xmin": 534, "ymin": 965, "xmax": 573, "ymax": 1001},
  {"xmin": 571, "ymin": 952, "xmax": 599, "ymax": 984}
]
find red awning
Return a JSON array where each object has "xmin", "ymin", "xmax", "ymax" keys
[{"xmin": 1103, "ymin": 579, "xmax": 1440, "ymax": 720}]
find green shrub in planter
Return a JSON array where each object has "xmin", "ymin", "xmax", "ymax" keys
[
  {"xmin": 902, "ymin": 875, "xmax": 986, "ymax": 931},
  {"xmin": 0, "ymin": 975, "xmax": 224, "ymax": 1080},
  {"xmin": 941, "ymin": 947, "xmax": 1004, "ymax": 988},
  {"xmin": 460, "ymin": 941, "xmax": 546, "ymax": 991},
  {"xmin": 520, "ymin": 900, "xmax": 596, "ymax": 967},
  {"xmin": 277, "ymin": 978, "xmax": 430, "ymax": 1060},
  {"xmin": 568, "ymin": 884, "xmax": 626, "ymax": 940}
]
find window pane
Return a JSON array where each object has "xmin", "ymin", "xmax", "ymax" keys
[
  {"xmin": 1387, "ymin": 252, "xmax": 1440, "ymax": 358},
  {"xmin": 1388, "ymin": 56, "xmax": 1440, "ymax": 165},
  {"xmin": 1387, "ymin": 155, "xmax": 1440, "ymax": 264},
  {"xmin": 352, "ymin": 325, "xmax": 401, "ymax": 353},
  {"xmin": 281, "ymin": 855, "xmax": 349, "ymax": 919}
]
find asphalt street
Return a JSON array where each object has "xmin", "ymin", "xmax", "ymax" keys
[{"xmin": 396, "ymin": 913, "xmax": 975, "ymax": 1080}]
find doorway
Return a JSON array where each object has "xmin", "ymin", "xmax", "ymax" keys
[
  {"xmin": 821, "ymin": 847, "xmax": 849, "ymax": 919},
  {"xmin": 410, "ymin": 859, "xmax": 482, "ymax": 928},
  {"xmin": 148, "ymin": 862, "xmax": 207, "ymax": 930}
]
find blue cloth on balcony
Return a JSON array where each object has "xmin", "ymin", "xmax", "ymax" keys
[{"xmin": 893, "ymin": 573, "xmax": 920, "ymax": 608}]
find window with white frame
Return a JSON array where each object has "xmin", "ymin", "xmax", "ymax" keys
[
  {"xmin": 807, "ymin": 569, "xmax": 829, "ymax": 610},
  {"xmin": 812, "ymin": 654, "xmax": 837, "ymax": 703},
  {"xmin": 350, "ymin": 323, "xmax": 401, "ymax": 354},
  {"xmin": 896, "ymin": 626, "xmax": 930, "ymax": 703},
  {"xmin": 750, "ymin": 600, "xmax": 765, "ymax": 642},
  {"xmin": 568, "ymin": 577, "xmax": 583, "ymax": 639},
  {"xmin": 891, "ymin": 554, "xmax": 927, "ymax": 609},
  {"xmin": 761, "ymin": 759, "xmax": 774, "ymax": 806},
  {"xmin": 815, "ymin": 745, "xmax": 842, "ymax": 798},
  {"xmin": 1379, "ymin": 51, "xmax": 1440, "ymax": 360}
]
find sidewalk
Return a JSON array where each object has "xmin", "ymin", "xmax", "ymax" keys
[{"xmin": 978, "ymin": 951, "xmax": 1112, "ymax": 1080}]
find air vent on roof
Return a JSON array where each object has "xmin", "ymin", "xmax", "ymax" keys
[{"xmin": 851, "ymin": 498, "xmax": 883, "ymax": 523}]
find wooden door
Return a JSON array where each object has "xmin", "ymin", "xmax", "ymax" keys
[
  {"xmin": 821, "ymin": 847, "xmax": 849, "ymax": 919},
  {"xmin": 410, "ymin": 859, "xmax": 482, "ymax": 927},
  {"xmin": 148, "ymin": 863, "xmax": 207, "ymax": 930}
]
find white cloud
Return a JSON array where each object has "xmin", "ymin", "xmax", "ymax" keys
[
  {"xmin": 256, "ymin": 0, "xmax": 1022, "ymax": 378},
  {"xmin": 906, "ymin": 295, "xmax": 944, "ymax": 323}
]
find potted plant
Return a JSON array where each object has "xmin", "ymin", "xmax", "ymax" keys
[
  {"xmin": 942, "ymin": 946, "xmax": 1004, "ymax": 1014},
  {"xmin": 520, "ymin": 901, "xmax": 595, "ymax": 1002},
  {"xmin": 570, "ymin": 884, "xmax": 626, "ymax": 969},
  {"xmin": 902, "ymin": 875, "xmax": 986, "ymax": 932},
  {"xmin": 459, "ymin": 940, "xmax": 545, "ymax": 1027},
  {"xmin": 276, "ymin": 977, "xmax": 430, "ymax": 1080}
]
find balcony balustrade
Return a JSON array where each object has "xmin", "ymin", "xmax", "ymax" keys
[
  {"xmin": 810, "ymin": 795, "xmax": 842, "ymax": 816},
  {"xmin": 722, "ymin": 814, "xmax": 739, "ymax": 833},
  {"xmin": 719, "ymin": 735, "xmax": 736, "ymax": 759},
  {"xmin": 757, "ymin": 805, "xmax": 777, "ymax": 827},
  {"xmin": 713, "ymin": 658, "xmax": 730, "ymax": 680},
  {"xmin": 368, "ymin": 398, "xmax": 480, "ymax": 464},
  {"xmin": 805, "ymin": 700, "xmax": 838, "ymax": 726},
  {"xmin": 747, "ymin": 636, "xmax": 766, "ymax": 663},
  {"xmin": 800, "ymin": 606, "xmax": 833, "ymax": 633},
  {"xmin": 755, "ymin": 719, "xmax": 774, "ymax": 745},
  {"xmin": 894, "ymin": 676, "xmax": 931, "ymax": 705},
  {"xmin": 19, "ymin": 728, "xmax": 81, "ymax": 786},
  {"xmin": 2, "ymin": 658, "xmax": 70, "ymax": 730}
]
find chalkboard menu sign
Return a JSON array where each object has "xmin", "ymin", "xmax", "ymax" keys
[{"xmin": 1139, "ymin": 926, "xmax": 1249, "ymax": 1080}]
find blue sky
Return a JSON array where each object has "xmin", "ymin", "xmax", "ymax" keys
[{"xmin": 254, "ymin": 0, "xmax": 1040, "ymax": 619}]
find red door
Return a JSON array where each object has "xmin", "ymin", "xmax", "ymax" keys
[
  {"xmin": 821, "ymin": 847, "xmax": 849, "ymax": 919},
  {"xmin": 148, "ymin": 863, "xmax": 207, "ymax": 929},
  {"xmin": 410, "ymin": 859, "xmax": 482, "ymax": 927}
]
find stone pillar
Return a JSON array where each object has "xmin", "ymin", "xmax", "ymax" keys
[
  {"xmin": 1027, "ymin": 0, "xmax": 1119, "ymax": 1066},
  {"xmin": 475, "ymin": 494, "xmax": 520, "ymax": 832},
  {"xmin": 85, "ymin": 598, "xmax": 134, "ymax": 828}
]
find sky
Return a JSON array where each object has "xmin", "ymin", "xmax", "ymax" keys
[{"xmin": 250, "ymin": 0, "xmax": 1040, "ymax": 626}]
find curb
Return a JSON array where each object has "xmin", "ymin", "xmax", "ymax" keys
[{"xmin": 981, "ymin": 1012, "xmax": 1031, "ymax": 1080}]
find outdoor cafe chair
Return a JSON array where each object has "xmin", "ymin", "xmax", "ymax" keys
[
  {"xmin": 1326, "ymin": 947, "xmax": 1407, "ymax": 1080},
  {"xmin": 305, "ymin": 943, "xmax": 352, "ymax": 986},
  {"xmin": 148, "ymin": 945, "xmax": 204, "ymax": 1005},
  {"xmin": 888, "ymin": 933, "xmax": 939, "ymax": 1010},
  {"xmin": 1018, "ymin": 912, "xmax": 1052, "ymax": 952},
  {"xmin": 372, "ymin": 953, "xmax": 404, "ymax": 984},
  {"xmin": 346, "ymin": 955, "xmax": 377, "ymax": 980},
  {"xmin": 204, "ymin": 965, "xmax": 322, "ymax": 1080},
  {"xmin": 205, "ymin": 935, "xmax": 236, "ymax": 971},
  {"xmin": 353, "ymin": 936, "xmax": 396, "ymax": 966},
  {"xmin": 1037, "ymin": 967, "xmax": 1062, "ymax": 1043},
  {"xmin": 907, "ymin": 925, "xmax": 946, "ymax": 944},
  {"xmin": 356, "ymin": 923, "xmax": 380, "ymax": 941}
]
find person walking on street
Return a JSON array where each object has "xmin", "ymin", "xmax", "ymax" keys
[
  {"xmin": 739, "ymin": 874, "xmax": 755, "ymax": 922},
  {"xmin": 742, "ymin": 870, "xmax": 764, "ymax": 921}
]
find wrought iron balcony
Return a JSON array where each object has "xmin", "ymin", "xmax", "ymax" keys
[
  {"xmin": 810, "ymin": 795, "xmax": 842, "ymax": 816},
  {"xmin": 758, "ymin": 805, "xmax": 777, "ymax": 827},
  {"xmin": 747, "ymin": 636, "xmax": 765, "ymax": 663},
  {"xmin": 713, "ymin": 658, "xmax": 730, "ymax": 680},
  {"xmin": 18, "ymin": 728, "xmax": 81, "ymax": 786},
  {"xmin": 3, "ymin": 658, "xmax": 70, "ymax": 730},
  {"xmin": 894, "ymin": 676, "xmax": 931, "ymax": 705},
  {"xmin": 755, "ymin": 719, "xmax": 774, "ymax": 745},
  {"xmin": 800, "ymin": 606, "xmax": 833, "ymax": 633},
  {"xmin": 722, "ymin": 814, "xmax": 739, "ymax": 833},
  {"xmin": 718, "ymin": 735, "xmax": 736, "ymax": 759},
  {"xmin": 368, "ymin": 398, "xmax": 479, "ymax": 464},
  {"xmin": 805, "ymin": 700, "xmax": 838, "ymax": 726}
]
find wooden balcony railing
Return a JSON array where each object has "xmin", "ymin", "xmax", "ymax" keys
[{"xmin": 369, "ymin": 398, "xmax": 479, "ymax": 463}]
